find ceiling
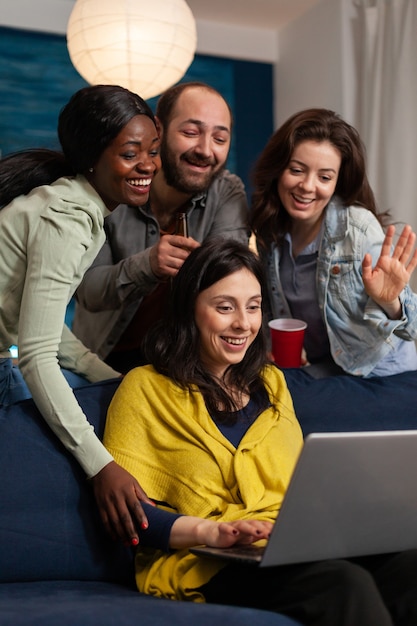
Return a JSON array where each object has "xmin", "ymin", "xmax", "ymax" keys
[{"xmin": 186, "ymin": 0, "xmax": 321, "ymax": 30}]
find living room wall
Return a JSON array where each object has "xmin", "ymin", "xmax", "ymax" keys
[{"xmin": 0, "ymin": 25, "xmax": 273, "ymax": 194}]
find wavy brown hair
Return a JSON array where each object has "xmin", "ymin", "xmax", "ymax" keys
[{"xmin": 250, "ymin": 108, "xmax": 379, "ymax": 249}]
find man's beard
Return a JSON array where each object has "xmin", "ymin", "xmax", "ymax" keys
[{"xmin": 161, "ymin": 139, "xmax": 224, "ymax": 194}]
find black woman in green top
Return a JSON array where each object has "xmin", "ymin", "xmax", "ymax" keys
[{"xmin": 0, "ymin": 84, "xmax": 161, "ymax": 546}]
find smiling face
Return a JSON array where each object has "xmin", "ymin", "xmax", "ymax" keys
[
  {"xmin": 278, "ymin": 140, "xmax": 342, "ymax": 229},
  {"xmin": 195, "ymin": 268, "xmax": 262, "ymax": 379},
  {"xmin": 89, "ymin": 115, "xmax": 161, "ymax": 210},
  {"xmin": 159, "ymin": 86, "xmax": 231, "ymax": 194}
]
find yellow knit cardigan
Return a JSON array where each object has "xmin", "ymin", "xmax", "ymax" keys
[{"xmin": 104, "ymin": 363, "xmax": 303, "ymax": 602}]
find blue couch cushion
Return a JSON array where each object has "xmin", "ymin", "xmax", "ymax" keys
[
  {"xmin": 0, "ymin": 379, "xmax": 130, "ymax": 584},
  {"xmin": 284, "ymin": 368, "xmax": 417, "ymax": 435},
  {"xmin": 0, "ymin": 581, "xmax": 302, "ymax": 626}
]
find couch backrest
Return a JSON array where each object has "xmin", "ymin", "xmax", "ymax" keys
[
  {"xmin": 284, "ymin": 368, "xmax": 417, "ymax": 435},
  {"xmin": 0, "ymin": 378, "xmax": 134, "ymax": 584}
]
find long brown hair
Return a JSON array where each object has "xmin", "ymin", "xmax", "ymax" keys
[
  {"xmin": 250, "ymin": 108, "xmax": 379, "ymax": 249},
  {"xmin": 143, "ymin": 237, "xmax": 269, "ymax": 421}
]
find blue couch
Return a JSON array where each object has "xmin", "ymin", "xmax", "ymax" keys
[
  {"xmin": 0, "ymin": 378, "xmax": 299, "ymax": 626},
  {"xmin": 2, "ymin": 369, "xmax": 417, "ymax": 626}
]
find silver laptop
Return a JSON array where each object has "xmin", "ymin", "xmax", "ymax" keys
[{"xmin": 191, "ymin": 430, "xmax": 417, "ymax": 567}]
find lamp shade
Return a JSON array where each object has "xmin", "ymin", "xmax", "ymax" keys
[{"xmin": 67, "ymin": 0, "xmax": 197, "ymax": 99}]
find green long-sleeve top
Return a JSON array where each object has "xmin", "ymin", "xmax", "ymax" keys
[
  {"xmin": 104, "ymin": 363, "xmax": 303, "ymax": 601},
  {"xmin": 0, "ymin": 175, "xmax": 119, "ymax": 477}
]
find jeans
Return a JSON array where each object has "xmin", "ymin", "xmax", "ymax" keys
[{"xmin": 0, "ymin": 357, "xmax": 90, "ymax": 407}]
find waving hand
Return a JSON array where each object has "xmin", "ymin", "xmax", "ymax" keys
[{"xmin": 362, "ymin": 225, "xmax": 417, "ymax": 318}]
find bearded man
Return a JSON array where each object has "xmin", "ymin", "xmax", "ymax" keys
[{"xmin": 73, "ymin": 82, "xmax": 249, "ymax": 372}]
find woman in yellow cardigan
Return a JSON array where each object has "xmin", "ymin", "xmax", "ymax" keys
[{"xmin": 104, "ymin": 238, "xmax": 417, "ymax": 626}]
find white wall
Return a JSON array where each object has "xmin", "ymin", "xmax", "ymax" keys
[
  {"xmin": 196, "ymin": 20, "xmax": 278, "ymax": 64},
  {"xmin": 274, "ymin": 0, "xmax": 358, "ymax": 127},
  {"xmin": 0, "ymin": 0, "xmax": 72, "ymax": 34}
]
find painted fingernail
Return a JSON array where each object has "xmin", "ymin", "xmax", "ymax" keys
[
  {"xmin": 131, "ymin": 537, "xmax": 139, "ymax": 546},
  {"xmin": 141, "ymin": 522, "xmax": 148, "ymax": 530}
]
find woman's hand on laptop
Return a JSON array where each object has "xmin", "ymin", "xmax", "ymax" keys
[{"xmin": 169, "ymin": 517, "xmax": 273, "ymax": 549}]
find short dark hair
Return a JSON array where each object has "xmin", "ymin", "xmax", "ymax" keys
[
  {"xmin": 143, "ymin": 237, "xmax": 269, "ymax": 419},
  {"xmin": 156, "ymin": 81, "xmax": 233, "ymax": 129}
]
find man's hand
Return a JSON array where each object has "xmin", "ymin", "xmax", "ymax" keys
[
  {"xmin": 149, "ymin": 234, "xmax": 200, "ymax": 279},
  {"xmin": 90, "ymin": 461, "xmax": 154, "ymax": 545},
  {"xmin": 362, "ymin": 224, "xmax": 417, "ymax": 319}
]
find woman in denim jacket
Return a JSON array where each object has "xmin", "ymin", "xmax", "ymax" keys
[{"xmin": 251, "ymin": 108, "xmax": 417, "ymax": 378}]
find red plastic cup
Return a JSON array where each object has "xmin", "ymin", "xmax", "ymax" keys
[{"xmin": 268, "ymin": 318, "xmax": 307, "ymax": 368}]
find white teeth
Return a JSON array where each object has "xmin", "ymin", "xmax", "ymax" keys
[
  {"xmin": 128, "ymin": 179, "xmax": 151, "ymax": 186},
  {"xmin": 223, "ymin": 337, "xmax": 246, "ymax": 345},
  {"xmin": 293, "ymin": 194, "xmax": 312, "ymax": 204}
]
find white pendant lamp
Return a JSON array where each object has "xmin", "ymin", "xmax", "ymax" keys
[{"xmin": 67, "ymin": 0, "xmax": 197, "ymax": 100}]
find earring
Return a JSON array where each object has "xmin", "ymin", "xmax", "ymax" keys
[{"xmin": 88, "ymin": 167, "xmax": 94, "ymax": 173}]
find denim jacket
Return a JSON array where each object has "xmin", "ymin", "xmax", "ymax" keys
[{"xmin": 264, "ymin": 198, "xmax": 417, "ymax": 376}]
